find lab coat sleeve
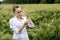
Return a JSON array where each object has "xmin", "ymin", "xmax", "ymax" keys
[
  {"xmin": 9, "ymin": 20, "xmax": 20, "ymax": 34},
  {"xmin": 27, "ymin": 21, "xmax": 35, "ymax": 28},
  {"xmin": 24, "ymin": 17, "xmax": 35, "ymax": 28}
]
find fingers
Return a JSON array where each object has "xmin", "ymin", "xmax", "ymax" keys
[
  {"xmin": 25, "ymin": 20, "xmax": 29, "ymax": 25},
  {"xmin": 26, "ymin": 14, "xmax": 29, "ymax": 19}
]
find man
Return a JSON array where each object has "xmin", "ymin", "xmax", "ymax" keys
[{"xmin": 9, "ymin": 6, "xmax": 35, "ymax": 40}]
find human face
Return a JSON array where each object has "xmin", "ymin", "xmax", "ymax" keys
[{"xmin": 14, "ymin": 7, "xmax": 22, "ymax": 18}]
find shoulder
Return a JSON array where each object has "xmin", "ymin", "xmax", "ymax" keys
[{"xmin": 9, "ymin": 17, "xmax": 15, "ymax": 23}]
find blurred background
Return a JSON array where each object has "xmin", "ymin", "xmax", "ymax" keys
[
  {"xmin": 0, "ymin": 0, "xmax": 60, "ymax": 40},
  {"xmin": 0, "ymin": 0, "xmax": 60, "ymax": 4}
]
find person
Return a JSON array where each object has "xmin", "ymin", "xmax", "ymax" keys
[{"xmin": 9, "ymin": 6, "xmax": 35, "ymax": 40}]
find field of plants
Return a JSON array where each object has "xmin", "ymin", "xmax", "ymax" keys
[{"xmin": 0, "ymin": 4, "xmax": 60, "ymax": 40}]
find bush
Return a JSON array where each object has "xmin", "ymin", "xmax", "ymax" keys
[{"xmin": 27, "ymin": 9, "xmax": 60, "ymax": 40}]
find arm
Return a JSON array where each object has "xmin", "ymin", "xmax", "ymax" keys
[
  {"xmin": 9, "ymin": 20, "xmax": 19, "ymax": 34},
  {"xmin": 9, "ymin": 19, "xmax": 27, "ymax": 34},
  {"xmin": 27, "ymin": 18, "xmax": 35, "ymax": 28},
  {"xmin": 26, "ymin": 14, "xmax": 35, "ymax": 28},
  {"xmin": 18, "ymin": 22, "xmax": 27, "ymax": 33}
]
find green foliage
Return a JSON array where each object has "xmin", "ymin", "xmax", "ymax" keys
[
  {"xmin": 3, "ymin": 0, "xmax": 40, "ymax": 4},
  {"xmin": 3, "ymin": 0, "xmax": 60, "ymax": 4},
  {"xmin": 0, "ymin": 4, "xmax": 60, "ymax": 40},
  {"xmin": 0, "ymin": 30, "xmax": 12, "ymax": 40},
  {"xmin": 28, "ymin": 9, "xmax": 60, "ymax": 40},
  {"xmin": 54, "ymin": 0, "xmax": 60, "ymax": 3}
]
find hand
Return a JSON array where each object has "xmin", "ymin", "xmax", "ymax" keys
[
  {"xmin": 26, "ymin": 14, "xmax": 30, "ymax": 19},
  {"xmin": 25, "ymin": 14, "xmax": 31, "ymax": 25},
  {"xmin": 24, "ymin": 20, "xmax": 29, "ymax": 25}
]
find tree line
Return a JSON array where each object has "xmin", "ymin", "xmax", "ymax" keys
[{"xmin": 1, "ymin": 0, "xmax": 60, "ymax": 4}]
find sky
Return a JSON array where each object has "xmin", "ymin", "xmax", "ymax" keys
[{"xmin": 0, "ymin": 0, "xmax": 3, "ymax": 2}]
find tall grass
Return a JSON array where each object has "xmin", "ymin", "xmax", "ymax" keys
[{"xmin": 0, "ymin": 4, "xmax": 60, "ymax": 40}]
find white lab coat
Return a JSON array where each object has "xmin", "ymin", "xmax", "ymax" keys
[{"xmin": 9, "ymin": 16, "xmax": 35, "ymax": 40}]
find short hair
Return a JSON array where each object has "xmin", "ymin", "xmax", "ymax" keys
[{"xmin": 13, "ymin": 5, "xmax": 19, "ymax": 12}]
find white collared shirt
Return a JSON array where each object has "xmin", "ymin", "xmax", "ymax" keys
[{"xmin": 9, "ymin": 16, "xmax": 35, "ymax": 40}]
